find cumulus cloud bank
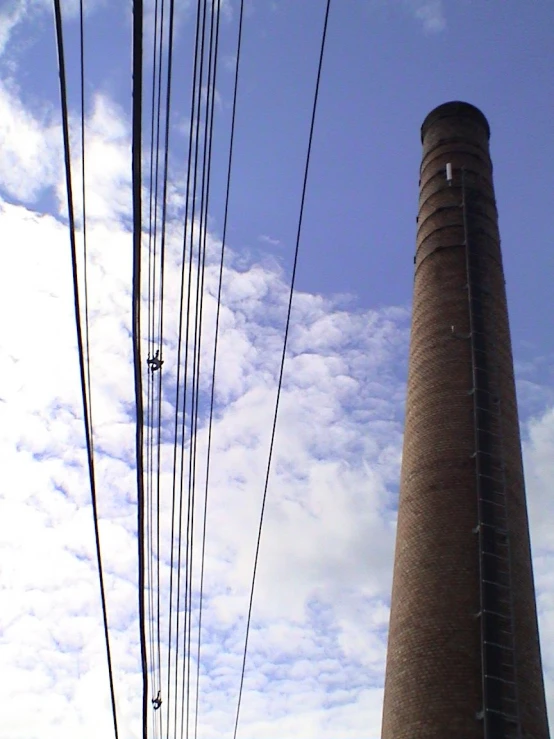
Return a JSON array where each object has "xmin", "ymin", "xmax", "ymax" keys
[{"xmin": 0, "ymin": 13, "xmax": 553, "ymax": 739}]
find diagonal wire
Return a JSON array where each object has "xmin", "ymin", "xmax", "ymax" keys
[
  {"xmin": 183, "ymin": 0, "xmax": 221, "ymax": 730},
  {"xmin": 182, "ymin": 0, "xmax": 226, "ymax": 735},
  {"xmin": 177, "ymin": 2, "xmax": 214, "ymax": 736},
  {"xmin": 232, "ymin": 3, "xmax": 333, "ymax": 737},
  {"xmin": 152, "ymin": 3, "xmax": 167, "ymax": 719},
  {"xmin": 79, "ymin": 0, "xmax": 93, "ymax": 437},
  {"xmin": 193, "ymin": 0, "xmax": 245, "ymax": 734},
  {"xmin": 153, "ymin": 2, "xmax": 178, "ymax": 725},
  {"xmin": 144, "ymin": 0, "xmax": 168, "ymax": 728},
  {"xmin": 164, "ymin": 0, "xmax": 206, "ymax": 735},
  {"xmin": 149, "ymin": 0, "xmax": 167, "ymax": 725},
  {"xmin": 52, "ymin": 2, "xmax": 120, "ymax": 737},
  {"xmin": 145, "ymin": 0, "xmax": 161, "ymax": 722}
]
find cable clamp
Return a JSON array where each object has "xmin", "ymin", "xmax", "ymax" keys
[{"xmin": 147, "ymin": 349, "xmax": 164, "ymax": 372}]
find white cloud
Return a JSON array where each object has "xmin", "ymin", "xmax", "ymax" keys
[
  {"xmin": 0, "ymin": 80, "xmax": 61, "ymax": 202},
  {"xmin": 0, "ymin": 1, "xmax": 27, "ymax": 58},
  {"xmin": 0, "ymin": 0, "xmax": 108, "ymax": 65},
  {"xmin": 406, "ymin": 0, "xmax": 446, "ymax": 33},
  {"xmin": 522, "ymin": 407, "xmax": 554, "ymax": 721},
  {"xmin": 258, "ymin": 234, "xmax": 280, "ymax": 247},
  {"xmin": 1, "ymin": 22, "xmax": 553, "ymax": 739},
  {"xmin": 0, "ymin": 81, "xmax": 411, "ymax": 729},
  {"xmin": 0, "ymin": 143, "xmax": 409, "ymax": 736}
]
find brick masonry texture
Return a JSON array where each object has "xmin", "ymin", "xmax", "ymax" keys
[{"xmin": 380, "ymin": 102, "xmax": 550, "ymax": 739}]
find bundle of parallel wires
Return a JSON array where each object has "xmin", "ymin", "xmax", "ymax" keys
[{"xmin": 52, "ymin": 0, "xmax": 332, "ymax": 736}]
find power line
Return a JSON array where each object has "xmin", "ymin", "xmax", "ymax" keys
[
  {"xmin": 130, "ymin": 0, "xmax": 149, "ymax": 736},
  {"xmin": 182, "ymin": 0, "xmax": 223, "ymax": 732},
  {"xmin": 193, "ymin": 0, "xmax": 239, "ymax": 733},
  {"xmin": 165, "ymin": 0, "xmax": 206, "ymax": 735},
  {"xmin": 154, "ymin": 2, "xmax": 179, "ymax": 724},
  {"xmin": 177, "ymin": 2, "xmax": 218, "ymax": 735},
  {"xmin": 52, "ymin": 2, "xmax": 120, "ymax": 737},
  {"xmin": 232, "ymin": 2, "xmax": 333, "ymax": 737},
  {"xmin": 79, "ymin": 0, "xmax": 93, "ymax": 439},
  {"xmin": 145, "ymin": 1, "xmax": 167, "ymax": 733}
]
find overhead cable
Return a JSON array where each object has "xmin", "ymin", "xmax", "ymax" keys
[
  {"xmin": 232, "ymin": 2, "xmax": 333, "ymax": 738},
  {"xmin": 145, "ymin": 2, "xmax": 166, "ymax": 735},
  {"xmin": 153, "ymin": 0, "xmax": 177, "ymax": 727},
  {"xmin": 178, "ymin": 2, "xmax": 219, "ymax": 736},
  {"xmin": 52, "ymin": 1, "xmax": 120, "ymax": 737},
  {"xmin": 130, "ymin": 0, "xmax": 149, "ymax": 736},
  {"xmin": 164, "ymin": 0, "xmax": 206, "ymax": 734},
  {"xmin": 193, "ymin": 0, "xmax": 245, "ymax": 732},
  {"xmin": 79, "ymin": 0, "xmax": 93, "ymax": 440}
]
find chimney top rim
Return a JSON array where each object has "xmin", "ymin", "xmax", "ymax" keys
[{"xmin": 421, "ymin": 101, "xmax": 491, "ymax": 143}]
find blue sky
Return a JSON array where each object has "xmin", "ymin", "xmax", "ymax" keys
[{"xmin": 0, "ymin": 1, "xmax": 553, "ymax": 737}]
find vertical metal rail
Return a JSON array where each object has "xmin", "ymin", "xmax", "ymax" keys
[{"xmin": 461, "ymin": 168, "xmax": 522, "ymax": 739}]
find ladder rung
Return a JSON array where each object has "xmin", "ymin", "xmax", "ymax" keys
[
  {"xmin": 478, "ymin": 472, "xmax": 505, "ymax": 484},
  {"xmin": 483, "ymin": 557, "xmax": 511, "ymax": 569},
  {"xmin": 479, "ymin": 497, "xmax": 507, "ymax": 512},
  {"xmin": 486, "ymin": 629, "xmax": 514, "ymax": 643},
  {"xmin": 479, "ymin": 484, "xmax": 506, "ymax": 495},
  {"xmin": 479, "ymin": 482, "xmax": 507, "ymax": 493},
  {"xmin": 481, "ymin": 552, "xmax": 511, "ymax": 564},
  {"xmin": 485, "ymin": 602, "xmax": 514, "ymax": 615},
  {"xmin": 477, "ymin": 608, "xmax": 511, "ymax": 620},
  {"xmin": 476, "ymin": 427, "xmax": 502, "ymax": 438},
  {"xmin": 484, "ymin": 707, "xmax": 519, "ymax": 719},
  {"xmin": 475, "ymin": 410, "xmax": 501, "ymax": 422},
  {"xmin": 469, "ymin": 386, "xmax": 500, "ymax": 398},
  {"xmin": 479, "ymin": 491, "xmax": 507, "ymax": 503},
  {"xmin": 480, "ymin": 612, "xmax": 514, "ymax": 625},
  {"xmin": 482, "ymin": 579, "xmax": 511, "ymax": 590},
  {"xmin": 482, "ymin": 541, "xmax": 510, "ymax": 553},
  {"xmin": 490, "ymin": 576, "xmax": 512, "ymax": 587},
  {"xmin": 471, "ymin": 448, "xmax": 499, "ymax": 457},
  {"xmin": 484, "ymin": 600, "xmax": 513, "ymax": 612},
  {"xmin": 474, "ymin": 346, "xmax": 498, "ymax": 357},
  {"xmin": 484, "ymin": 583, "xmax": 512, "ymax": 594},
  {"xmin": 469, "ymin": 285, "xmax": 494, "ymax": 297},
  {"xmin": 499, "ymin": 695, "xmax": 518, "ymax": 706},
  {"xmin": 479, "ymin": 522, "xmax": 509, "ymax": 536},
  {"xmin": 469, "ymin": 287, "xmax": 493, "ymax": 298},
  {"xmin": 475, "ymin": 402, "xmax": 501, "ymax": 412},
  {"xmin": 495, "ymin": 657, "xmax": 517, "ymax": 667},
  {"xmin": 498, "ymin": 664, "xmax": 517, "ymax": 675},
  {"xmin": 479, "ymin": 485, "xmax": 507, "ymax": 498},
  {"xmin": 475, "ymin": 462, "xmax": 507, "ymax": 476},
  {"xmin": 485, "ymin": 675, "xmax": 517, "ymax": 687},
  {"xmin": 480, "ymin": 493, "xmax": 507, "ymax": 507},
  {"xmin": 473, "ymin": 373, "xmax": 500, "ymax": 384},
  {"xmin": 475, "ymin": 404, "xmax": 501, "ymax": 415}
]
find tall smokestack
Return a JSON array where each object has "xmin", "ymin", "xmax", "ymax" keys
[{"xmin": 381, "ymin": 102, "xmax": 550, "ymax": 739}]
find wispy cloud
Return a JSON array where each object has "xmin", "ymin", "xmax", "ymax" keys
[
  {"xmin": 522, "ymin": 405, "xmax": 554, "ymax": 713},
  {"xmin": 406, "ymin": 0, "xmax": 446, "ymax": 33},
  {"xmin": 1, "ymin": 9, "xmax": 553, "ymax": 737},
  {"xmin": 258, "ymin": 233, "xmax": 281, "ymax": 247},
  {"xmin": 0, "ymin": 75, "xmax": 412, "ymax": 736},
  {"xmin": 0, "ymin": 186, "xmax": 408, "ymax": 736},
  {"xmin": 0, "ymin": 80, "xmax": 61, "ymax": 202},
  {"xmin": 0, "ymin": 2, "xmax": 28, "ymax": 58}
]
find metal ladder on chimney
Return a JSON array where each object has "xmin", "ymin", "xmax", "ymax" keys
[{"xmin": 460, "ymin": 168, "xmax": 522, "ymax": 739}]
